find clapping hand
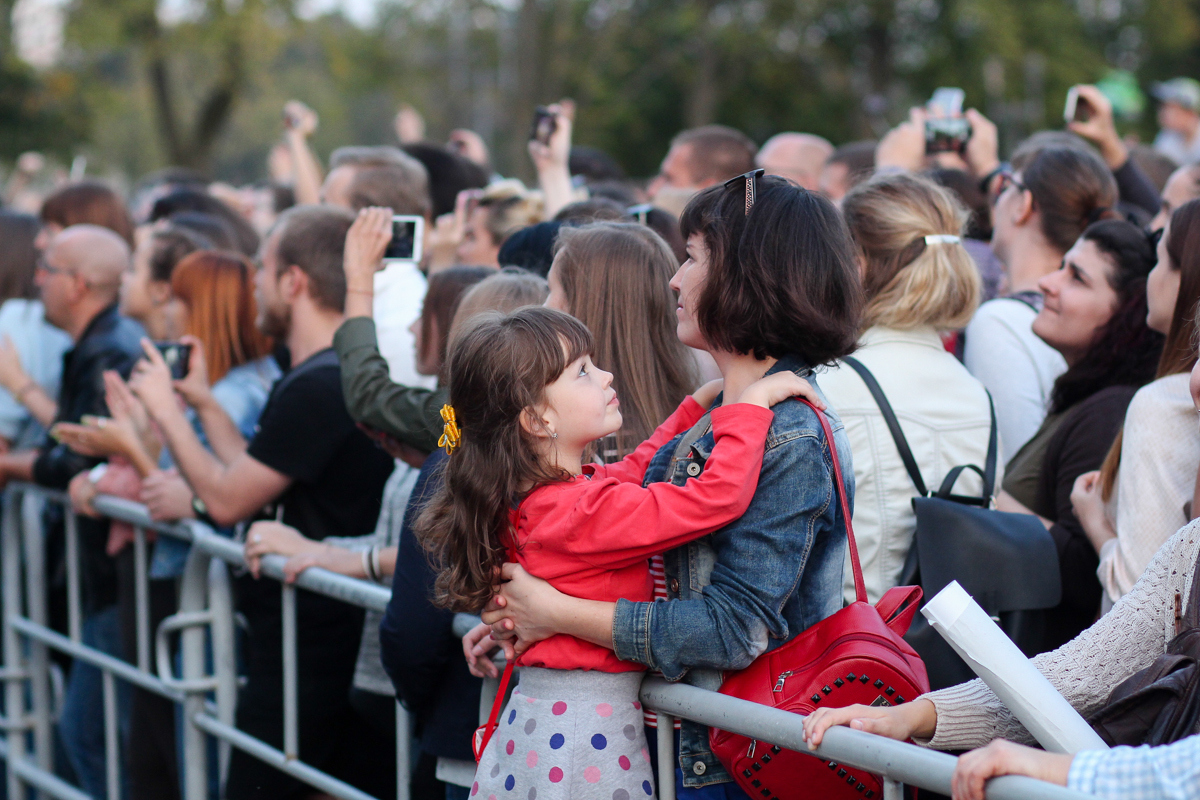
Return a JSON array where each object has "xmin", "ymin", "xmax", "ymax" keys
[
  {"xmin": 0, "ymin": 335, "xmax": 30, "ymax": 395},
  {"xmin": 171, "ymin": 336, "xmax": 214, "ymax": 411},
  {"xmin": 129, "ymin": 340, "xmax": 183, "ymax": 423}
]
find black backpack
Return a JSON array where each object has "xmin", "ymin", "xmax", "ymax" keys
[{"xmin": 843, "ymin": 357, "xmax": 1061, "ymax": 690}]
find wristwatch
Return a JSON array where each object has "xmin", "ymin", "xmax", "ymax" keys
[{"xmin": 191, "ymin": 495, "xmax": 216, "ymax": 526}]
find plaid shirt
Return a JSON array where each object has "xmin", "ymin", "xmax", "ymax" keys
[{"xmin": 1068, "ymin": 737, "xmax": 1200, "ymax": 799}]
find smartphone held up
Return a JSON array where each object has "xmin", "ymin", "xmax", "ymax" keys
[
  {"xmin": 530, "ymin": 106, "xmax": 557, "ymax": 146},
  {"xmin": 381, "ymin": 215, "xmax": 425, "ymax": 268},
  {"xmin": 1064, "ymin": 86, "xmax": 1094, "ymax": 124},
  {"xmin": 154, "ymin": 342, "xmax": 192, "ymax": 380},
  {"xmin": 924, "ymin": 87, "xmax": 972, "ymax": 155}
]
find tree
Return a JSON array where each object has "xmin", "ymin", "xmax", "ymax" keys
[{"xmin": 63, "ymin": 0, "xmax": 297, "ymax": 173}]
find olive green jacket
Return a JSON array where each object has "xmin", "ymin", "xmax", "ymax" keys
[{"xmin": 333, "ymin": 316, "xmax": 446, "ymax": 454}]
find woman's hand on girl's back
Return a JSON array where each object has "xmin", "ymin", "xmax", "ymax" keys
[
  {"xmin": 802, "ymin": 699, "xmax": 937, "ymax": 749},
  {"xmin": 740, "ymin": 372, "xmax": 826, "ymax": 410},
  {"xmin": 691, "ymin": 379, "xmax": 724, "ymax": 409},
  {"xmin": 482, "ymin": 562, "xmax": 565, "ymax": 653}
]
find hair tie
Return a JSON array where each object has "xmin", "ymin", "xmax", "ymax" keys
[
  {"xmin": 923, "ymin": 234, "xmax": 962, "ymax": 246},
  {"xmin": 1086, "ymin": 206, "xmax": 1111, "ymax": 225},
  {"xmin": 438, "ymin": 404, "xmax": 461, "ymax": 455}
]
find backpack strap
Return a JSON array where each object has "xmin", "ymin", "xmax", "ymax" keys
[
  {"xmin": 798, "ymin": 398, "xmax": 866, "ymax": 605},
  {"xmin": 473, "ymin": 660, "xmax": 515, "ymax": 761},
  {"xmin": 475, "ymin": 534, "xmax": 522, "ymax": 762},
  {"xmin": 842, "ymin": 357, "xmax": 927, "ymax": 496},
  {"xmin": 842, "ymin": 357, "xmax": 998, "ymax": 504},
  {"xmin": 667, "ymin": 410, "xmax": 714, "ymax": 477}
]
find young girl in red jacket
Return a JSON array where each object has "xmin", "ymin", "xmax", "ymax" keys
[{"xmin": 417, "ymin": 306, "xmax": 817, "ymax": 800}]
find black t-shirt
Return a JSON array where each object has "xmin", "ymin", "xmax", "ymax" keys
[
  {"xmin": 239, "ymin": 348, "xmax": 393, "ymax": 677},
  {"xmin": 248, "ymin": 347, "xmax": 392, "ymax": 540}
]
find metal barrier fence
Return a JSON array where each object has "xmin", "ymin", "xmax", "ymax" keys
[{"xmin": 0, "ymin": 481, "xmax": 1093, "ymax": 800}]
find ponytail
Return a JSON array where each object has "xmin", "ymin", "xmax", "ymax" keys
[
  {"xmin": 1020, "ymin": 147, "xmax": 1119, "ymax": 254},
  {"xmin": 843, "ymin": 172, "xmax": 981, "ymax": 331}
]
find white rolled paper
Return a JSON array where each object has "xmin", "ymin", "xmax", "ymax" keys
[{"xmin": 922, "ymin": 580, "xmax": 1108, "ymax": 754}]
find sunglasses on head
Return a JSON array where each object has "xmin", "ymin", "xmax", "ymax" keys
[{"xmin": 724, "ymin": 169, "xmax": 765, "ymax": 216}]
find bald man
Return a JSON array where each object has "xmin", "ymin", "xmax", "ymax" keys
[
  {"xmin": 757, "ymin": 132, "xmax": 834, "ymax": 191},
  {"xmin": 0, "ymin": 224, "xmax": 146, "ymax": 799},
  {"xmin": 0, "ymin": 223, "xmax": 145, "ymax": 491}
]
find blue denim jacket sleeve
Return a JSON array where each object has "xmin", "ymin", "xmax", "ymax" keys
[{"xmin": 611, "ymin": 417, "xmax": 846, "ymax": 680}]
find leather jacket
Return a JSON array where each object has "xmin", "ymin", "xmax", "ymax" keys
[{"xmin": 33, "ymin": 304, "xmax": 146, "ymax": 489}]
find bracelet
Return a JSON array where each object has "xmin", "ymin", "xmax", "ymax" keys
[{"xmin": 362, "ymin": 546, "xmax": 380, "ymax": 583}]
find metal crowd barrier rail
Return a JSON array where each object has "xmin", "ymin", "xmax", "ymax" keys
[{"xmin": 0, "ymin": 481, "xmax": 1093, "ymax": 800}]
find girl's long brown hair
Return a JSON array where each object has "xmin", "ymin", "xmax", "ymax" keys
[
  {"xmin": 170, "ymin": 251, "xmax": 272, "ymax": 383},
  {"xmin": 1099, "ymin": 200, "xmax": 1200, "ymax": 499},
  {"xmin": 416, "ymin": 306, "xmax": 593, "ymax": 612},
  {"xmin": 552, "ymin": 223, "xmax": 698, "ymax": 457}
]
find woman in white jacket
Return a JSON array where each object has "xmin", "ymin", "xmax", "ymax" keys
[{"xmin": 822, "ymin": 173, "xmax": 998, "ymax": 604}]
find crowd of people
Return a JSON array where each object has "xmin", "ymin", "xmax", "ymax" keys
[{"xmin": 2, "ymin": 75, "xmax": 1200, "ymax": 800}]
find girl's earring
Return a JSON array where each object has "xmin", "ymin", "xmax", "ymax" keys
[{"xmin": 551, "ymin": 432, "xmax": 558, "ymax": 439}]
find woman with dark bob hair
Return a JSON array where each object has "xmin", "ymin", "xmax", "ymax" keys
[{"xmin": 473, "ymin": 172, "xmax": 864, "ymax": 797}]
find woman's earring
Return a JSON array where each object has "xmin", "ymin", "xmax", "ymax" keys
[{"xmin": 551, "ymin": 432, "xmax": 558, "ymax": 439}]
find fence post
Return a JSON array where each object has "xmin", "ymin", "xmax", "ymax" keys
[
  {"xmin": 208, "ymin": 556, "xmax": 237, "ymax": 783},
  {"xmin": 102, "ymin": 668, "xmax": 120, "ymax": 800},
  {"xmin": 3, "ymin": 489, "xmax": 27, "ymax": 800},
  {"xmin": 655, "ymin": 714, "xmax": 676, "ymax": 800},
  {"xmin": 281, "ymin": 584, "xmax": 298, "ymax": 761},
  {"xmin": 395, "ymin": 701, "xmax": 411, "ymax": 800},
  {"xmin": 178, "ymin": 546, "xmax": 212, "ymax": 800},
  {"xmin": 20, "ymin": 490, "xmax": 52, "ymax": 773},
  {"xmin": 64, "ymin": 511, "xmax": 81, "ymax": 643},
  {"xmin": 133, "ymin": 527, "xmax": 151, "ymax": 673}
]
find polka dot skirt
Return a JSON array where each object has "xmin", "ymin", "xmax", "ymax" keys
[{"xmin": 472, "ymin": 667, "xmax": 655, "ymax": 800}]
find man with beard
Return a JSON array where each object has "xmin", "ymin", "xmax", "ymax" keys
[{"xmin": 131, "ymin": 204, "xmax": 394, "ymax": 800}]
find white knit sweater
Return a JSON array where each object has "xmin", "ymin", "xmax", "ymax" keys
[
  {"xmin": 920, "ymin": 520, "xmax": 1200, "ymax": 750},
  {"xmin": 1098, "ymin": 374, "xmax": 1200, "ymax": 603}
]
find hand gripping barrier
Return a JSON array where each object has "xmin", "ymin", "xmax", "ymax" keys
[{"xmin": 0, "ymin": 483, "xmax": 1097, "ymax": 800}]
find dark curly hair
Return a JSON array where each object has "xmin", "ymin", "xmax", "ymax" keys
[{"xmin": 1049, "ymin": 219, "xmax": 1163, "ymax": 414}]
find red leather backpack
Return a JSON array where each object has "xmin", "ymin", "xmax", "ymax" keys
[{"xmin": 709, "ymin": 400, "xmax": 930, "ymax": 800}]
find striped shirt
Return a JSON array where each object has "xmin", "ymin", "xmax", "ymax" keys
[{"xmin": 644, "ymin": 553, "xmax": 680, "ymax": 729}]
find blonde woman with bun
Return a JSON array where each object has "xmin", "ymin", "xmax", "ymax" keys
[{"xmin": 821, "ymin": 172, "xmax": 997, "ymax": 604}]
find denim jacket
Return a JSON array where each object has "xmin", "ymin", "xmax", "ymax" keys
[{"xmin": 611, "ymin": 355, "xmax": 853, "ymax": 787}]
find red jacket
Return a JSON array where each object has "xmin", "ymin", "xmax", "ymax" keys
[{"xmin": 513, "ymin": 397, "xmax": 774, "ymax": 672}]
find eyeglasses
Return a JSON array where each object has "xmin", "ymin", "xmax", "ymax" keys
[
  {"xmin": 627, "ymin": 204, "xmax": 652, "ymax": 226},
  {"xmin": 35, "ymin": 257, "xmax": 73, "ymax": 278},
  {"xmin": 724, "ymin": 169, "xmax": 765, "ymax": 216},
  {"xmin": 991, "ymin": 170, "xmax": 1028, "ymax": 205}
]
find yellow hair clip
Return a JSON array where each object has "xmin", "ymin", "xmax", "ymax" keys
[{"xmin": 439, "ymin": 404, "xmax": 462, "ymax": 454}]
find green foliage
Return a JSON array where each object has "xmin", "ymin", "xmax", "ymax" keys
[
  {"xmin": 0, "ymin": 57, "xmax": 87, "ymax": 161},
  {"xmin": 27, "ymin": 0, "xmax": 1200, "ymax": 182}
]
